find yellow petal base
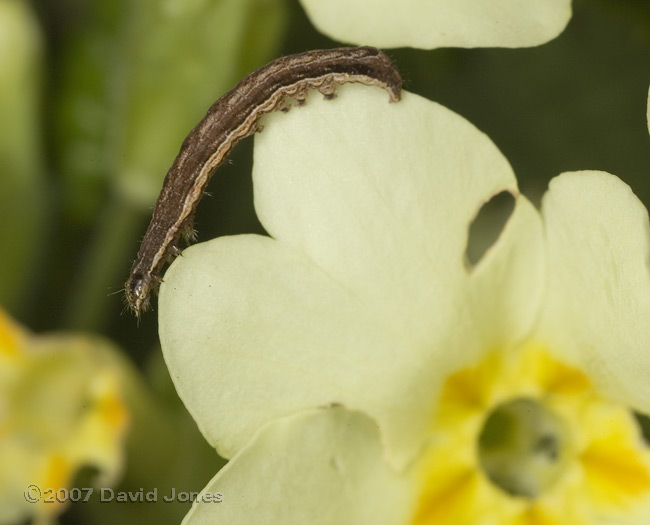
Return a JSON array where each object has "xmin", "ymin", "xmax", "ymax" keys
[{"xmin": 412, "ymin": 345, "xmax": 650, "ymax": 524}]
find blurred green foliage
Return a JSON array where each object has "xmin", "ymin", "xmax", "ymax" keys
[
  {"xmin": 53, "ymin": 0, "xmax": 287, "ymax": 214},
  {"xmin": 0, "ymin": 1, "xmax": 44, "ymax": 308},
  {"xmin": 0, "ymin": 0, "xmax": 648, "ymax": 523}
]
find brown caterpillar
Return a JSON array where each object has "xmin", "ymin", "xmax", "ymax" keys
[{"xmin": 125, "ymin": 46, "xmax": 402, "ymax": 316}]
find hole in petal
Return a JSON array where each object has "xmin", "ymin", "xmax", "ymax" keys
[
  {"xmin": 635, "ymin": 412, "xmax": 650, "ymax": 444},
  {"xmin": 465, "ymin": 191, "xmax": 515, "ymax": 268}
]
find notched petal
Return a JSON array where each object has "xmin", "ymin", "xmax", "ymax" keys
[{"xmin": 161, "ymin": 88, "xmax": 533, "ymax": 468}]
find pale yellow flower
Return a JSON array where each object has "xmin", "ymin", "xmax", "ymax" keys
[
  {"xmin": 159, "ymin": 85, "xmax": 650, "ymax": 523},
  {"xmin": 0, "ymin": 310, "xmax": 129, "ymax": 524}
]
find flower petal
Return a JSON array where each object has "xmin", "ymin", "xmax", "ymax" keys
[
  {"xmin": 254, "ymin": 87, "xmax": 517, "ymax": 346},
  {"xmin": 299, "ymin": 0, "xmax": 571, "ymax": 49},
  {"xmin": 160, "ymin": 86, "xmax": 545, "ymax": 466},
  {"xmin": 536, "ymin": 171, "xmax": 650, "ymax": 414},
  {"xmin": 160, "ymin": 235, "xmax": 416, "ymax": 460},
  {"xmin": 181, "ymin": 408, "xmax": 411, "ymax": 525}
]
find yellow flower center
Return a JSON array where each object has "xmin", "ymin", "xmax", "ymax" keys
[{"xmin": 412, "ymin": 346, "xmax": 650, "ymax": 524}]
